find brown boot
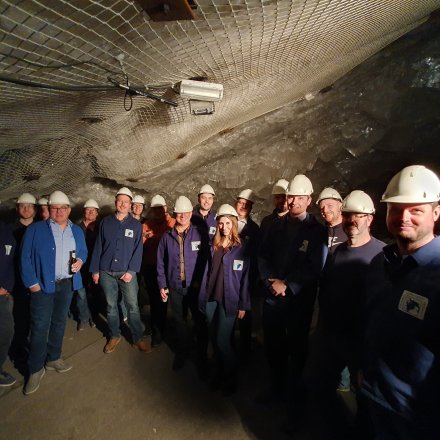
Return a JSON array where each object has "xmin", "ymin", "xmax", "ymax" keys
[
  {"xmin": 133, "ymin": 338, "xmax": 152, "ymax": 353},
  {"xmin": 104, "ymin": 336, "xmax": 122, "ymax": 354}
]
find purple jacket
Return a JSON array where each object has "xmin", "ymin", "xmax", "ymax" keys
[
  {"xmin": 191, "ymin": 208, "xmax": 217, "ymax": 242},
  {"xmin": 199, "ymin": 244, "xmax": 251, "ymax": 317},
  {"xmin": 156, "ymin": 225, "xmax": 209, "ymax": 291}
]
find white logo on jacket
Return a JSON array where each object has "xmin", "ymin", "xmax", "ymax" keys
[
  {"xmin": 125, "ymin": 229, "xmax": 134, "ymax": 238},
  {"xmin": 233, "ymin": 260, "xmax": 244, "ymax": 271},
  {"xmin": 4, "ymin": 244, "xmax": 12, "ymax": 255},
  {"xmin": 299, "ymin": 240, "xmax": 309, "ymax": 252},
  {"xmin": 398, "ymin": 290, "xmax": 428, "ymax": 320},
  {"xmin": 209, "ymin": 226, "xmax": 216, "ymax": 235},
  {"xmin": 191, "ymin": 241, "xmax": 201, "ymax": 251}
]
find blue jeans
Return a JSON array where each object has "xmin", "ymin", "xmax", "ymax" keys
[
  {"xmin": 0, "ymin": 294, "xmax": 14, "ymax": 371},
  {"xmin": 99, "ymin": 271, "xmax": 144, "ymax": 342},
  {"xmin": 76, "ymin": 287, "xmax": 91, "ymax": 322},
  {"xmin": 28, "ymin": 279, "xmax": 73, "ymax": 374},
  {"xmin": 205, "ymin": 301, "xmax": 236, "ymax": 374}
]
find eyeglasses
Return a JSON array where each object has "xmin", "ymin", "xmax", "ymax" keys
[{"xmin": 49, "ymin": 206, "xmax": 69, "ymax": 212}]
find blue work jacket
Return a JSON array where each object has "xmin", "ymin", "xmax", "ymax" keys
[
  {"xmin": 191, "ymin": 208, "xmax": 217, "ymax": 242},
  {"xmin": 259, "ymin": 212, "xmax": 328, "ymax": 300},
  {"xmin": 157, "ymin": 225, "xmax": 209, "ymax": 291},
  {"xmin": 199, "ymin": 243, "xmax": 251, "ymax": 317},
  {"xmin": 89, "ymin": 213, "xmax": 143, "ymax": 275},
  {"xmin": 20, "ymin": 219, "xmax": 87, "ymax": 294},
  {"xmin": 362, "ymin": 237, "xmax": 440, "ymax": 424}
]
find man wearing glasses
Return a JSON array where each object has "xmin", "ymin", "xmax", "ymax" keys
[
  {"xmin": 311, "ymin": 190, "xmax": 384, "ymax": 436},
  {"xmin": 20, "ymin": 191, "xmax": 87, "ymax": 395}
]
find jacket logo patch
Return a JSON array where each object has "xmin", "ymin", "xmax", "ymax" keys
[
  {"xmin": 398, "ymin": 290, "xmax": 428, "ymax": 320},
  {"xmin": 4, "ymin": 244, "xmax": 12, "ymax": 255},
  {"xmin": 125, "ymin": 229, "xmax": 134, "ymax": 238},
  {"xmin": 233, "ymin": 260, "xmax": 243, "ymax": 271},
  {"xmin": 299, "ymin": 240, "xmax": 309, "ymax": 252},
  {"xmin": 209, "ymin": 226, "xmax": 216, "ymax": 235},
  {"xmin": 191, "ymin": 241, "xmax": 201, "ymax": 251}
]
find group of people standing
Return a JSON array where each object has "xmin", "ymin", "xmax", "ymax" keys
[{"xmin": 0, "ymin": 164, "xmax": 439, "ymax": 439}]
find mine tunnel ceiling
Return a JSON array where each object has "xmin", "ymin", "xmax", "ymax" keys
[{"xmin": 1, "ymin": 0, "xmax": 440, "ymax": 211}]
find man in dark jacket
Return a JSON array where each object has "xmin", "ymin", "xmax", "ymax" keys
[
  {"xmin": 0, "ymin": 221, "xmax": 16, "ymax": 387},
  {"xmin": 362, "ymin": 165, "xmax": 440, "ymax": 439},
  {"xmin": 259, "ymin": 175, "xmax": 328, "ymax": 408},
  {"xmin": 157, "ymin": 196, "xmax": 210, "ymax": 371}
]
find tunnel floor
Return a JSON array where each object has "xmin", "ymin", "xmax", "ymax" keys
[{"xmin": 0, "ymin": 311, "xmax": 356, "ymax": 440}]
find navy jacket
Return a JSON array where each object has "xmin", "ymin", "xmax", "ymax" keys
[
  {"xmin": 20, "ymin": 220, "xmax": 87, "ymax": 294},
  {"xmin": 191, "ymin": 208, "xmax": 217, "ymax": 242},
  {"xmin": 259, "ymin": 212, "xmax": 328, "ymax": 302},
  {"xmin": 0, "ymin": 221, "xmax": 16, "ymax": 292},
  {"xmin": 89, "ymin": 214, "xmax": 143, "ymax": 275},
  {"xmin": 199, "ymin": 243, "xmax": 251, "ymax": 317},
  {"xmin": 157, "ymin": 225, "xmax": 209, "ymax": 291},
  {"xmin": 362, "ymin": 237, "xmax": 440, "ymax": 424}
]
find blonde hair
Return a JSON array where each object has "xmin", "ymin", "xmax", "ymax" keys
[{"xmin": 213, "ymin": 215, "xmax": 241, "ymax": 250}]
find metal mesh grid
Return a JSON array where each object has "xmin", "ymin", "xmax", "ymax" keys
[{"xmin": 1, "ymin": 0, "xmax": 439, "ymax": 200}]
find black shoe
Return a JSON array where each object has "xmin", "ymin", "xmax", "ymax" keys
[{"xmin": 152, "ymin": 333, "xmax": 162, "ymax": 348}]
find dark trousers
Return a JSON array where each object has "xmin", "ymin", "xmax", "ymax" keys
[
  {"xmin": 145, "ymin": 265, "xmax": 167, "ymax": 337},
  {"xmin": 10, "ymin": 286, "xmax": 30, "ymax": 360},
  {"xmin": 28, "ymin": 279, "xmax": 73, "ymax": 374},
  {"xmin": 263, "ymin": 294, "xmax": 315, "ymax": 397},
  {"xmin": 0, "ymin": 294, "xmax": 14, "ymax": 371}
]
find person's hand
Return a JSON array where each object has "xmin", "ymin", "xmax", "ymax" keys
[
  {"xmin": 120, "ymin": 272, "xmax": 133, "ymax": 283},
  {"xmin": 268, "ymin": 278, "xmax": 287, "ymax": 296},
  {"xmin": 237, "ymin": 310, "xmax": 246, "ymax": 320},
  {"xmin": 160, "ymin": 288, "xmax": 169, "ymax": 302},
  {"xmin": 0, "ymin": 287, "xmax": 9, "ymax": 295},
  {"xmin": 92, "ymin": 273, "xmax": 100, "ymax": 285},
  {"xmin": 71, "ymin": 258, "xmax": 83, "ymax": 273},
  {"xmin": 29, "ymin": 284, "xmax": 41, "ymax": 293}
]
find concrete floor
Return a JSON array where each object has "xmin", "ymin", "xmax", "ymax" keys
[{"xmin": 0, "ymin": 315, "xmax": 356, "ymax": 440}]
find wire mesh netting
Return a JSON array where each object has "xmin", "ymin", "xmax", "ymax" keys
[{"xmin": 1, "ymin": 0, "xmax": 439, "ymax": 201}]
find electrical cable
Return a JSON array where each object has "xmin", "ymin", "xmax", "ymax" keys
[{"xmin": 0, "ymin": 52, "xmax": 120, "ymax": 75}]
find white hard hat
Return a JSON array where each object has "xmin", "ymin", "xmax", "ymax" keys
[
  {"xmin": 37, "ymin": 197, "xmax": 48, "ymax": 206},
  {"xmin": 287, "ymin": 175, "xmax": 313, "ymax": 196},
  {"xmin": 48, "ymin": 191, "xmax": 71, "ymax": 206},
  {"xmin": 216, "ymin": 204, "xmax": 239, "ymax": 218},
  {"xmin": 342, "ymin": 190, "xmax": 375, "ymax": 214},
  {"xmin": 116, "ymin": 187, "xmax": 133, "ymax": 199},
  {"xmin": 236, "ymin": 189, "xmax": 254, "ymax": 203},
  {"xmin": 132, "ymin": 195, "xmax": 145, "ymax": 205},
  {"xmin": 174, "ymin": 196, "xmax": 193, "ymax": 213},
  {"xmin": 272, "ymin": 179, "xmax": 289, "ymax": 195},
  {"xmin": 199, "ymin": 184, "xmax": 216, "ymax": 196},
  {"xmin": 84, "ymin": 199, "xmax": 99, "ymax": 209},
  {"xmin": 17, "ymin": 193, "xmax": 36, "ymax": 205},
  {"xmin": 381, "ymin": 165, "xmax": 440, "ymax": 204},
  {"xmin": 316, "ymin": 187, "xmax": 343, "ymax": 205},
  {"xmin": 150, "ymin": 195, "xmax": 166, "ymax": 207}
]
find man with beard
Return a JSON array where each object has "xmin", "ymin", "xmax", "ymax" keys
[
  {"xmin": 260, "ymin": 179, "xmax": 289, "ymax": 237},
  {"xmin": 311, "ymin": 190, "xmax": 385, "ymax": 437},
  {"xmin": 191, "ymin": 184, "xmax": 217, "ymax": 243}
]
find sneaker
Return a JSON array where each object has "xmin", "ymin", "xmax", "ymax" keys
[
  {"xmin": 77, "ymin": 321, "xmax": 87, "ymax": 331},
  {"xmin": 337, "ymin": 384, "xmax": 351, "ymax": 392},
  {"xmin": 23, "ymin": 368, "xmax": 45, "ymax": 395},
  {"xmin": 0, "ymin": 371, "xmax": 16, "ymax": 387},
  {"xmin": 104, "ymin": 336, "xmax": 122, "ymax": 354},
  {"xmin": 46, "ymin": 359, "xmax": 72, "ymax": 373},
  {"xmin": 89, "ymin": 319, "xmax": 96, "ymax": 328},
  {"xmin": 132, "ymin": 338, "xmax": 152, "ymax": 353}
]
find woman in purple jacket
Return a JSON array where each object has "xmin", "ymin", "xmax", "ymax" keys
[{"xmin": 199, "ymin": 204, "xmax": 251, "ymax": 394}]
